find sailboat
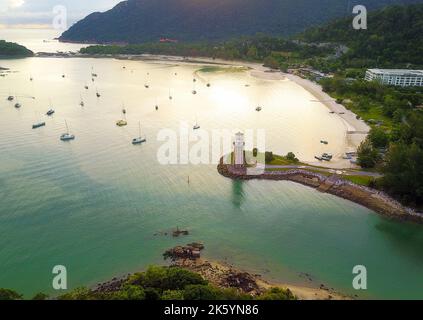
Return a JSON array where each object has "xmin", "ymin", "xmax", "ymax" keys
[
  {"xmin": 14, "ymin": 96, "xmax": 21, "ymax": 108},
  {"xmin": 91, "ymin": 67, "xmax": 98, "ymax": 77},
  {"xmin": 116, "ymin": 106, "xmax": 128, "ymax": 126},
  {"xmin": 33, "ymin": 111, "xmax": 45, "ymax": 129},
  {"xmin": 32, "ymin": 122, "xmax": 46, "ymax": 129},
  {"xmin": 60, "ymin": 120, "xmax": 75, "ymax": 141},
  {"xmin": 46, "ymin": 99, "xmax": 55, "ymax": 115},
  {"xmin": 132, "ymin": 121, "xmax": 147, "ymax": 145},
  {"xmin": 144, "ymin": 73, "xmax": 150, "ymax": 88},
  {"xmin": 193, "ymin": 117, "xmax": 200, "ymax": 130}
]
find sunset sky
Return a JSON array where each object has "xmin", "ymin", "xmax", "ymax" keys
[{"xmin": 0, "ymin": 0, "xmax": 120, "ymax": 28}]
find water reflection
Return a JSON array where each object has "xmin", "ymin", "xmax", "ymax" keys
[{"xmin": 231, "ymin": 180, "xmax": 245, "ymax": 208}]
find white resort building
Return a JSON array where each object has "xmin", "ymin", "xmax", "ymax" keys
[
  {"xmin": 365, "ymin": 69, "xmax": 423, "ymax": 87},
  {"xmin": 233, "ymin": 132, "xmax": 245, "ymax": 168}
]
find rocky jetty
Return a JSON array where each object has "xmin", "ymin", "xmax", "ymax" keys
[{"xmin": 218, "ymin": 159, "xmax": 423, "ymax": 223}]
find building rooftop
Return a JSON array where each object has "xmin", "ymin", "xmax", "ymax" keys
[{"xmin": 368, "ymin": 69, "xmax": 423, "ymax": 76}]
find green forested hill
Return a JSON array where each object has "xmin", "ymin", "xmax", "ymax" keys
[
  {"xmin": 0, "ymin": 40, "xmax": 33, "ymax": 58},
  {"xmin": 300, "ymin": 4, "xmax": 423, "ymax": 68},
  {"xmin": 60, "ymin": 0, "xmax": 423, "ymax": 44}
]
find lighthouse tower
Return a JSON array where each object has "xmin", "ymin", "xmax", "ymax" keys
[{"xmin": 233, "ymin": 132, "xmax": 245, "ymax": 167}]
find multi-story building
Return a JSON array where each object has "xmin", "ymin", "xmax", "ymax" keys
[{"xmin": 365, "ymin": 69, "xmax": 423, "ymax": 87}]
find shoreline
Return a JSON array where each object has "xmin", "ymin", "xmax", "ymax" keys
[
  {"xmin": 217, "ymin": 160, "xmax": 423, "ymax": 223},
  {"xmin": 95, "ymin": 243, "xmax": 351, "ymax": 300},
  {"xmin": 171, "ymin": 257, "xmax": 350, "ymax": 300}
]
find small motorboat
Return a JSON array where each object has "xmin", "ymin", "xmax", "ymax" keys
[
  {"xmin": 207, "ymin": 83, "xmax": 211, "ymax": 87},
  {"xmin": 192, "ymin": 90, "xmax": 197, "ymax": 95},
  {"xmin": 193, "ymin": 124, "xmax": 201, "ymax": 130},
  {"xmin": 96, "ymin": 91, "xmax": 101, "ymax": 98},
  {"xmin": 46, "ymin": 109, "xmax": 55, "ymax": 116},
  {"xmin": 62, "ymin": 74, "xmax": 65, "ymax": 78},
  {"xmin": 7, "ymin": 96, "xmax": 14, "ymax": 101},
  {"xmin": 116, "ymin": 120, "xmax": 128, "ymax": 127},
  {"xmin": 122, "ymin": 109, "xmax": 127, "ymax": 115},
  {"xmin": 155, "ymin": 105, "xmax": 159, "ymax": 111},
  {"xmin": 14, "ymin": 103, "xmax": 21, "ymax": 109},
  {"xmin": 320, "ymin": 140, "xmax": 329, "ymax": 145},
  {"xmin": 132, "ymin": 137, "xmax": 146, "ymax": 145},
  {"xmin": 60, "ymin": 133, "xmax": 75, "ymax": 141},
  {"xmin": 84, "ymin": 85, "xmax": 89, "ymax": 90},
  {"xmin": 256, "ymin": 106, "xmax": 262, "ymax": 112},
  {"xmin": 144, "ymin": 84, "xmax": 150, "ymax": 89},
  {"xmin": 322, "ymin": 153, "xmax": 333, "ymax": 161},
  {"xmin": 32, "ymin": 122, "xmax": 46, "ymax": 129}
]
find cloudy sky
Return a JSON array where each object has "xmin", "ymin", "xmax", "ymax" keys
[{"xmin": 0, "ymin": 0, "xmax": 121, "ymax": 28}]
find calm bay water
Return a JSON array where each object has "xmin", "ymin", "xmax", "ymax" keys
[{"xmin": 0, "ymin": 30, "xmax": 422, "ymax": 299}]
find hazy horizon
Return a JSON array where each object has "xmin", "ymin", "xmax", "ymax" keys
[{"xmin": 0, "ymin": 0, "xmax": 120, "ymax": 28}]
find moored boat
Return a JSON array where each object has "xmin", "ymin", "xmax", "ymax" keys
[
  {"xmin": 60, "ymin": 121, "xmax": 75, "ymax": 141},
  {"xmin": 116, "ymin": 120, "xmax": 128, "ymax": 127},
  {"xmin": 32, "ymin": 122, "xmax": 46, "ymax": 129}
]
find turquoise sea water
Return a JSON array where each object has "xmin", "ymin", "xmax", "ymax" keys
[{"xmin": 0, "ymin": 52, "xmax": 422, "ymax": 299}]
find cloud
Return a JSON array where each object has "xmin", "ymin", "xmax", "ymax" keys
[
  {"xmin": 9, "ymin": 0, "xmax": 25, "ymax": 9},
  {"xmin": 0, "ymin": 0, "xmax": 121, "ymax": 27}
]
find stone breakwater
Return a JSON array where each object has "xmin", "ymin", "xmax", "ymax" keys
[{"xmin": 217, "ymin": 160, "xmax": 423, "ymax": 223}]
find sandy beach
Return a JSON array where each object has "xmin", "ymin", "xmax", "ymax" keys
[{"xmin": 172, "ymin": 256, "xmax": 350, "ymax": 300}]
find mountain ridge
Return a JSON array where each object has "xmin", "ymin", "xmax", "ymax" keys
[{"xmin": 59, "ymin": 0, "xmax": 423, "ymax": 44}]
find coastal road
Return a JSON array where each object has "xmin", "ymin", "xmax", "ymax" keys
[{"xmin": 265, "ymin": 165, "xmax": 383, "ymax": 178}]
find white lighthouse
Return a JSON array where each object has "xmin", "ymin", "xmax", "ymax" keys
[{"xmin": 233, "ymin": 132, "xmax": 245, "ymax": 167}]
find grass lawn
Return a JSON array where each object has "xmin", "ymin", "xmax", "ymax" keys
[{"xmin": 341, "ymin": 175, "xmax": 375, "ymax": 186}]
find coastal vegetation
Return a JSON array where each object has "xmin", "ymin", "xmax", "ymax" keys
[
  {"xmin": 300, "ymin": 4, "xmax": 423, "ymax": 70},
  {"xmin": 0, "ymin": 266, "xmax": 296, "ymax": 301},
  {"xmin": 0, "ymin": 40, "xmax": 33, "ymax": 58}
]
